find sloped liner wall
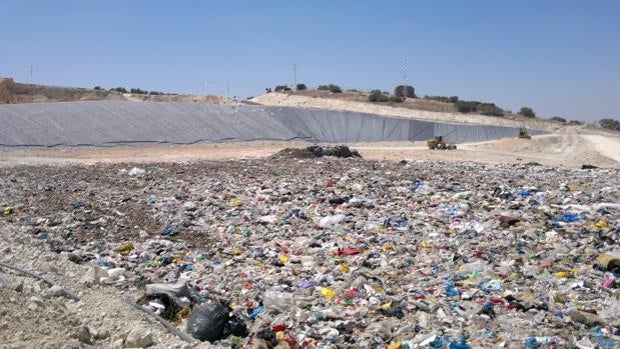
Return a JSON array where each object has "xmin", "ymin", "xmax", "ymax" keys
[{"xmin": 0, "ymin": 101, "xmax": 545, "ymax": 147}]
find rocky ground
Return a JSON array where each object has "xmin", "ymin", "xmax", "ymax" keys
[{"xmin": 0, "ymin": 158, "xmax": 619, "ymax": 348}]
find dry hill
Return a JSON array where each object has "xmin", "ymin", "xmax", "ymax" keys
[{"xmin": 0, "ymin": 77, "xmax": 232, "ymax": 104}]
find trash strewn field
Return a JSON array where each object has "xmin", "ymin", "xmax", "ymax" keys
[{"xmin": 1, "ymin": 158, "xmax": 619, "ymax": 348}]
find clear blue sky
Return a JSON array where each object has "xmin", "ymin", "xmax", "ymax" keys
[{"xmin": 2, "ymin": 0, "xmax": 619, "ymax": 121}]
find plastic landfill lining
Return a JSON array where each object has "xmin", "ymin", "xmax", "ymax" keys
[
  {"xmin": 0, "ymin": 158, "xmax": 618, "ymax": 348},
  {"xmin": 0, "ymin": 101, "xmax": 546, "ymax": 146}
]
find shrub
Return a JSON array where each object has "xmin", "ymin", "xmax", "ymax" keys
[
  {"xmin": 455, "ymin": 100, "xmax": 479, "ymax": 113},
  {"xmin": 93, "ymin": 86, "xmax": 102, "ymax": 90},
  {"xmin": 368, "ymin": 89, "xmax": 390, "ymax": 102},
  {"xmin": 394, "ymin": 85, "xmax": 416, "ymax": 98},
  {"xmin": 424, "ymin": 95, "xmax": 459, "ymax": 103},
  {"xmin": 130, "ymin": 88, "xmax": 148, "ymax": 94},
  {"xmin": 453, "ymin": 100, "xmax": 504, "ymax": 116},
  {"xmin": 550, "ymin": 116, "xmax": 566, "ymax": 123},
  {"xmin": 296, "ymin": 83, "xmax": 307, "ymax": 91},
  {"xmin": 317, "ymin": 84, "xmax": 342, "ymax": 93},
  {"xmin": 477, "ymin": 103, "xmax": 504, "ymax": 117},
  {"xmin": 148, "ymin": 91, "xmax": 164, "ymax": 95},
  {"xmin": 274, "ymin": 85, "xmax": 291, "ymax": 92},
  {"xmin": 110, "ymin": 87, "xmax": 128, "ymax": 93},
  {"xmin": 519, "ymin": 107, "xmax": 536, "ymax": 118},
  {"xmin": 566, "ymin": 120, "xmax": 582, "ymax": 125},
  {"xmin": 599, "ymin": 118, "xmax": 620, "ymax": 131},
  {"xmin": 389, "ymin": 95, "xmax": 404, "ymax": 103}
]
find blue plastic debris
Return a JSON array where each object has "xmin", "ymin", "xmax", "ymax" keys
[
  {"xmin": 523, "ymin": 337, "xmax": 539, "ymax": 348},
  {"xmin": 449, "ymin": 336, "xmax": 472, "ymax": 349},
  {"xmin": 481, "ymin": 279, "xmax": 503, "ymax": 292},
  {"xmin": 444, "ymin": 280, "xmax": 460, "ymax": 297},
  {"xmin": 247, "ymin": 305, "xmax": 264, "ymax": 320},
  {"xmin": 162, "ymin": 224, "xmax": 178, "ymax": 236},
  {"xmin": 517, "ymin": 188, "xmax": 531, "ymax": 197}
]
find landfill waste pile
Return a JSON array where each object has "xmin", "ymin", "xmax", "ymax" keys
[
  {"xmin": 0, "ymin": 158, "xmax": 619, "ymax": 348},
  {"xmin": 272, "ymin": 145, "xmax": 362, "ymax": 160}
]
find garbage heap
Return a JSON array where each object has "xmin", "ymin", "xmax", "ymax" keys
[{"xmin": 1, "ymin": 158, "xmax": 619, "ymax": 348}]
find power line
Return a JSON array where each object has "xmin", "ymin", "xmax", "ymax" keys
[{"xmin": 402, "ymin": 57, "xmax": 408, "ymax": 87}]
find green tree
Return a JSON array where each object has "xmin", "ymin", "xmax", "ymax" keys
[
  {"xmin": 519, "ymin": 107, "xmax": 536, "ymax": 118},
  {"xmin": 394, "ymin": 85, "xmax": 416, "ymax": 98}
]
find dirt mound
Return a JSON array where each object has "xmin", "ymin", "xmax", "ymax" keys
[
  {"xmin": 0, "ymin": 77, "xmax": 15, "ymax": 103},
  {"xmin": 272, "ymin": 145, "xmax": 362, "ymax": 159}
]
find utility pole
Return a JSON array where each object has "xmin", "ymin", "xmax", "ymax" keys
[
  {"xmin": 293, "ymin": 64, "xmax": 297, "ymax": 88},
  {"xmin": 29, "ymin": 65, "xmax": 33, "ymax": 83},
  {"xmin": 401, "ymin": 57, "xmax": 408, "ymax": 98}
]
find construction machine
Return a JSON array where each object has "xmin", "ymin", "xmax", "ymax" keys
[
  {"xmin": 517, "ymin": 127, "xmax": 531, "ymax": 139},
  {"xmin": 427, "ymin": 136, "xmax": 457, "ymax": 150}
]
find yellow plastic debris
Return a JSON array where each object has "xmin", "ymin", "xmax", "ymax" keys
[
  {"xmin": 339, "ymin": 263, "xmax": 350, "ymax": 272},
  {"xmin": 320, "ymin": 288, "xmax": 337, "ymax": 299},
  {"xmin": 279, "ymin": 255, "xmax": 289, "ymax": 264},
  {"xmin": 2, "ymin": 207, "xmax": 20, "ymax": 216},
  {"xmin": 228, "ymin": 198, "xmax": 242, "ymax": 207},
  {"xmin": 115, "ymin": 242, "xmax": 134, "ymax": 252},
  {"xmin": 381, "ymin": 302, "xmax": 392, "ymax": 310},
  {"xmin": 554, "ymin": 271, "xmax": 571, "ymax": 278},
  {"xmin": 387, "ymin": 342, "xmax": 402, "ymax": 349},
  {"xmin": 275, "ymin": 331, "xmax": 285, "ymax": 341},
  {"xmin": 592, "ymin": 219, "xmax": 611, "ymax": 229},
  {"xmin": 568, "ymin": 183, "xmax": 581, "ymax": 192}
]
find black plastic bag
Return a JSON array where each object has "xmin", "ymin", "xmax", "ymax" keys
[{"xmin": 186, "ymin": 303, "xmax": 229, "ymax": 342}]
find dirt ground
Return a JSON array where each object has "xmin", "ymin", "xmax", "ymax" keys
[{"xmin": 0, "ymin": 134, "xmax": 618, "ymax": 169}]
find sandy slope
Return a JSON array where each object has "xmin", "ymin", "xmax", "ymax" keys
[
  {"xmin": 250, "ymin": 93, "xmax": 620, "ymax": 137},
  {"xmin": 582, "ymin": 135, "xmax": 620, "ymax": 163},
  {"xmin": 251, "ymin": 93, "xmax": 560, "ymax": 130}
]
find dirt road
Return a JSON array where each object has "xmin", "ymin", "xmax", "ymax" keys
[{"xmin": 1, "ymin": 134, "xmax": 619, "ymax": 168}]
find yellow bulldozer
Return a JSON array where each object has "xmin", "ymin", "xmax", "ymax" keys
[
  {"xmin": 427, "ymin": 136, "xmax": 457, "ymax": 150},
  {"xmin": 518, "ymin": 127, "xmax": 531, "ymax": 139}
]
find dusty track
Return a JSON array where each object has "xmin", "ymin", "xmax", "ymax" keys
[{"xmin": 0, "ymin": 135, "xmax": 618, "ymax": 168}]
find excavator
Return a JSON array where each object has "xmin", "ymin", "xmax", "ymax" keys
[{"xmin": 426, "ymin": 136, "xmax": 457, "ymax": 150}]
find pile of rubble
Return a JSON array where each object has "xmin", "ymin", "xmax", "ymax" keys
[{"xmin": 272, "ymin": 145, "xmax": 362, "ymax": 159}]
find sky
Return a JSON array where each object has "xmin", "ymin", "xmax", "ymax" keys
[{"xmin": 1, "ymin": 0, "xmax": 619, "ymax": 122}]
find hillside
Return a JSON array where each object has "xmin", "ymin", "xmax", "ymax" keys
[
  {"xmin": 0, "ymin": 77, "xmax": 232, "ymax": 104},
  {"xmin": 250, "ymin": 91, "xmax": 612, "ymax": 135}
]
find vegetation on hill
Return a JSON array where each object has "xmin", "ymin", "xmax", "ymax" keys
[
  {"xmin": 519, "ymin": 107, "xmax": 536, "ymax": 118},
  {"xmin": 317, "ymin": 84, "xmax": 342, "ymax": 93},
  {"xmin": 394, "ymin": 85, "xmax": 416, "ymax": 98},
  {"xmin": 550, "ymin": 116, "xmax": 567, "ymax": 123},
  {"xmin": 424, "ymin": 95, "xmax": 459, "ymax": 103},
  {"xmin": 368, "ymin": 90, "xmax": 390, "ymax": 102},
  {"xmin": 600, "ymin": 118, "xmax": 620, "ymax": 131},
  {"xmin": 274, "ymin": 85, "xmax": 291, "ymax": 92}
]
